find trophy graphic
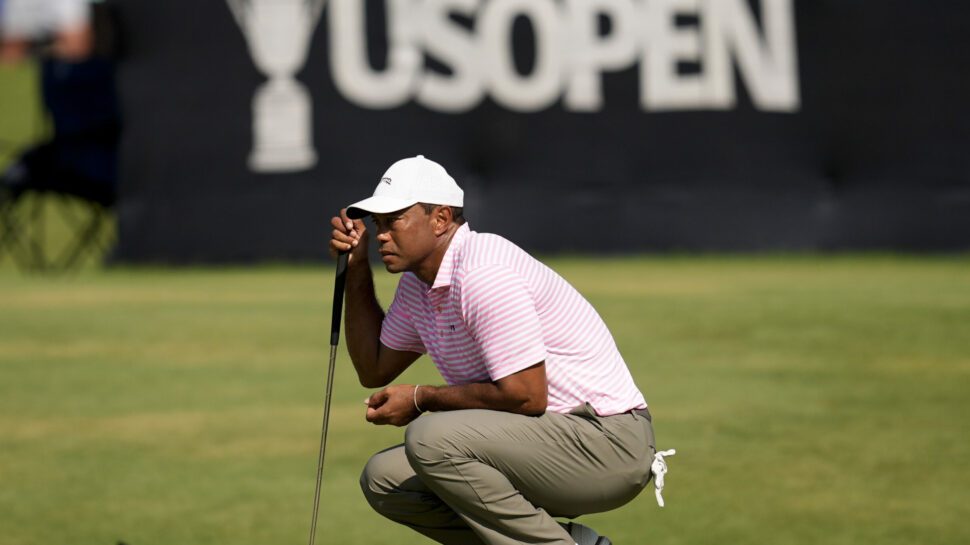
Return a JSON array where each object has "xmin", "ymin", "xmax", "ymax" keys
[{"xmin": 227, "ymin": 0, "xmax": 326, "ymax": 172}]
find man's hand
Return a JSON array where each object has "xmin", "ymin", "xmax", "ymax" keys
[
  {"xmin": 365, "ymin": 364, "xmax": 548, "ymax": 425},
  {"xmin": 329, "ymin": 208, "xmax": 368, "ymax": 265},
  {"xmin": 365, "ymin": 384, "xmax": 421, "ymax": 427}
]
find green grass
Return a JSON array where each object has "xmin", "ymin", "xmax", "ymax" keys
[
  {"xmin": 1, "ymin": 256, "xmax": 968, "ymax": 545},
  {"xmin": 0, "ymin": 60, "xmax": 43, "ymax": 165}
]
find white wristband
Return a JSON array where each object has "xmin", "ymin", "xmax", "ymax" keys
[{"xmin": 413, "ymin": 385, "xmax": 423, "ymax": 413}]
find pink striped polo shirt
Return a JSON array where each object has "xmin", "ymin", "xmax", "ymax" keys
[{"xmin": 380, "ymin": 224, "xmax": 647, "ymax": 416}]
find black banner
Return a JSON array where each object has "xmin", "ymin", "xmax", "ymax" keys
[{"xmin": 113, "ymin": 0, "xmax": 970, "ymax": 262}]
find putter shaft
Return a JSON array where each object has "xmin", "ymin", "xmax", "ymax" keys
[
  {"xmin": 309, "ymin": 252, "xmax": 348, "ymax": 545},
  {"xmin": 308, "ymin": 345, "xmax": 338, "ymax": 545}
]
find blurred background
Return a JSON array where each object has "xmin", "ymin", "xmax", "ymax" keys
[
  {"xmin": 1, "ymin": 1, "xmax": 968, "ymax": 545},
  {"xmin": 4, "ymin": 0, "xmax": 970, "ymax": 268}
]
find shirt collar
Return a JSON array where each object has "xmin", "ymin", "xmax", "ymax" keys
[{"xmin": 430, "ymin": 223, "xmax": 470, "ymax": 290}]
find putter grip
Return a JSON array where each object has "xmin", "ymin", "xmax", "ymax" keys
[{"xmin": 330, "ymin": 252, "xmax": 349, "ymax": 346}]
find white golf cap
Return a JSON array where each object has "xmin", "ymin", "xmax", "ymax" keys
[{"xmin": 346, "ymin": 155, "xmax": 464, "ymax": 219}]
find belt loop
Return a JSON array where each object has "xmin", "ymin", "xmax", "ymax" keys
[{"xmin": 633, "ymin": 407, "xmax": 652, "ymax": 422}]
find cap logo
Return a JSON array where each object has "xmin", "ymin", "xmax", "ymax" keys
[{"xmin": 381, "ymin": 177, "xmax": 392, "ymax": 185}]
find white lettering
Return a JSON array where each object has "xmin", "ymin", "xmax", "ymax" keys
[
  {"xmin": 482, "ymin": 0, "xmax": 563, "ymax": 112},
  {"xmin": 416, "ymin": 0, "xmax": 485, "ymax": 112},
  {"xmin": 329, "ymin": 0, "xmax": 421, "ymax": 109},
  {"xmin": 563, "ymin": 0, "xmax": 639, "ymax": 112},
  {"xmin": 641, "ymin": 0, "xmax": 720, "ymax": 110},
  {"xmin": 706, "ymin": 0, "xmax": 800, "ymax": 111},
  {"xmin": 322, "ymin": 0, "xmax": 800, "ymax": 114}
]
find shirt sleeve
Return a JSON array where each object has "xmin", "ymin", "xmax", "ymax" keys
[
  {"xmin": 459, "ymin": 264, "xmax": 547, "ymax": 381},
  {"xmin": 54, "ymin": 0, "xmax": 89, "ymax": 29},
  {"xmin": 379, "ymin": 275, "xmax": 428, "ymax": 354},
  {"xmin": 1, "ymin": 0, "xmax": 90, "ymax": 38}
]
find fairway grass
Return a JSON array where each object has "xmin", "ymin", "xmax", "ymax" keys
[{"xmin": 1, "ymin": 256, "xmax": 968, "ymax": 545}]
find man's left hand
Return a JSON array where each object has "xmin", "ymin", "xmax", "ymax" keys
[{"xmin": 365, "ymin": 384, "xmax": 420, "ymax": 426}]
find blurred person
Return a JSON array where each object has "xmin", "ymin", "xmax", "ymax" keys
[
  {"xmin": 0, "ymin": 0, "xmax": 121, "ymax": 208},
  {"xmin": 329, "ymin": 155, "xmax": 672, "ymax": 545},
  {"xmin": 0, "ymin": 0, "xmax": 92, "ymax": 61}
]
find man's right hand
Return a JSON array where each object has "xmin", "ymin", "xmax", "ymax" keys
[{"xmin": 329, "ymin": 208, "xmax": 368, "ymax": 264}]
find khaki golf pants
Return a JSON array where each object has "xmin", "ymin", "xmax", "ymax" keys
[{"xmin": 359, "ymin": 404, "xmax": 656, "ymax": 545}]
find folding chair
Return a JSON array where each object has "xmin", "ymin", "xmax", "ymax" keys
[
  {"xmin": 0, "ymin": 11, "xmax": 122, "ymax": 273},
  {"xmin": 0, "ymin": 146, "xmax": 117, "ymax": 272},
  {"xmin": 0, "ymin": 183, "xmax": 115, "ymax": 272}
]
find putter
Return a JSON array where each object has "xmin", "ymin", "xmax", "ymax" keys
[{"xmin": 308, "ymin": 251, "xmax": 349, "ymax": 545}]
